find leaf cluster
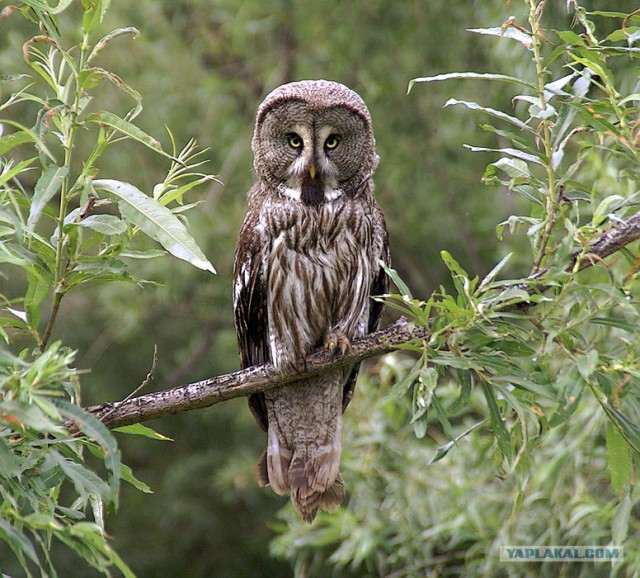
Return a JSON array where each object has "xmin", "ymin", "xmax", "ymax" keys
[
  {"xmin": 273, "ymin": 2, "xmax": 640, "ymax": 575},
  {"xmin": 0, "ymin": 1, "xmax": 215, "ymax": 574}
]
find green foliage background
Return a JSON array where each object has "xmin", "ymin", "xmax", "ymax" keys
[{"xmin": 1, "ymin": 1, "xmax": 639, "ymax": 577}]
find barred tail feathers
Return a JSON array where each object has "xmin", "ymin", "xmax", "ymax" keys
[{"xmin": 263, "ymin": 414, "xmax": 345, "ymax": 523}]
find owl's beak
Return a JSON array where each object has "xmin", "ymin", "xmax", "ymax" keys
[{"xmin": 309, "ymin": 165, "xmax": 316, "ymax": 180}]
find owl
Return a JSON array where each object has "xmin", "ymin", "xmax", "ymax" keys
[{"xmin": 233, "ymin": 80, "xmax": 389, "ymax": 523}]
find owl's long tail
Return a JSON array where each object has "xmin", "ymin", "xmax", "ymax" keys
[{"xmin": 259, "ymin": 374, "xmax": 346, "ymax": 523}]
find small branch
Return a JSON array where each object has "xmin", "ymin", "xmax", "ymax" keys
[
  {"xmin": 40, "ymin": 289, "xmax": 63, "ymax": 352},
  {"xmin": 85, "ymin": 210, "xmax": 640, "ymax": 430}
]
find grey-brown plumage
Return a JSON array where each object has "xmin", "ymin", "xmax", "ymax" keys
[{"xmin": 233, "ymin": 80, "xmax": 389, "ymax": 523}]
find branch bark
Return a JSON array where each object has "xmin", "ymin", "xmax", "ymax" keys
[
  {"xmin": 85, "ymin": 210, "xmax": 640, "ymax": 430},
  {"xmin": 87, "ymin": 318, "xmax": 427, "ymax": 429}
]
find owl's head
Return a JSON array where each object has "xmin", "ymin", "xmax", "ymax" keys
[{"xmin": 252, "ymin": 80, "xmax": 378, "ymax": 206}]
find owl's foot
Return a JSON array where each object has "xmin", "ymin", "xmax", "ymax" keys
[{"xmin": 325, "ymin": 331, "xmax": 351, "ymax": 358}]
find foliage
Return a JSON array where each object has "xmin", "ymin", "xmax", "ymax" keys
[
  {"xmin": 0, "ymin": 1, "xmax": 214, "ymax": 575},
  {"xmin": 2, "ymin": 0, "xmax": 639, "ymax": 577},
  {"xmin": 272, "ymin": 2, "xmax": 640, "ymax": 576}
]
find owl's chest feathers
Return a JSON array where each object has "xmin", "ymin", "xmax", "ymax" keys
[{"xmin": 262, "ymin": 198, "xmax": 374, "ymax": 365}]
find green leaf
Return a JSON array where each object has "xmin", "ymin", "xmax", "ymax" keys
[
  {"xmin": 480, "ymin": 380, "xmax": 512, "ymax": 460},
  {"xmin": 24, "ymin": 268, "xmax": 50, "ymax": 331},
  {"xmin": 87, "ymin": 27, "xmax": 140, "ymax": 63},
  {"xmin": 383, "ymin": 358, "xmax": 421, "ymax": 402},
  {"xmin": 120, "ymin": 462, "xmax": 153, "ymax": 493},
  {"xmin": 444, "ymin": 98, "xmax": 531, "ymax": 132},
  {"xmin": 120, "ymin": 249, "xmax": 166, "ymax": 260},
  {"xmin": 606, "ymin": 421, "xmax": 632, "ymax": 495},
  {"xmin": 464, "ymin": 145, "xmax": 544, "ymax": 166},
  {"xmin": 47, "ymin": 451, "xmax": 112, "ymax": 500},
  {"xmin": 93, "ymin": 179, "xmax": 216, "ymax": 274},
  {"xmin": 576, "ymin": 350, "xmax": 598, "ymax": 381},
  {"xmin": 409, "ymin": 72, "xmax": 536, "ymax": 92},
  {"xmin": 0, "ymin": 131, "xmax": 34, "ymax": 155},
  {"xmin": 0, "ymin": 158, "xmax": 37, "ymax": 187},
  {"xmin": 600, "ymin": 403, "xmax": 640, "ymax": 454},
  {"xmin": 86, "ymin": 111, "xmax": 173, "ymax": 159},
  {"xmin": 612, "ymin": 489, "xmax": 632, "ymax": 545},
  {"xmin": 555, "ymin": 30, "xmax": 586, "ymax": 46},
  {"xmin": 428, "ymin": 419, "xmax": 486, "ymax": 464},
  {"xmin": 0, "ymin": 438, "xmax": 21, "ymax": 478},
  {"xmin": 52, "ymin": 399, "xmax": 122, "ymax": 503},
  {"xmin": 82, "ymin": 0, "xmax": 110, "ymax": 34},
  {"xmin": 27, "ymin": 165, "xmax": 68, "ymax": 230},
  {"xmin": 467, "ymin": 26, "xmax": 533, "ymax": 49},
  {"xmin": 478, "ymin": 253, "xmax": 512, "ymax": 291},
  {"xmin": 0, "ymin": 518, "xmax": 43, "ymax": 568},
  {"xmin": 114, "ymin": 423, "xmax": 173, "ymax": 441},
  {"xmin": 76, "ymin": 214, "xmax": 128, "ymax": 235},
  {"xmin": 379, "ymin": 261, "xmax": 412, "ymax": 298},
  {"xmin": 590, "ymin": 317, "xmax": 637, "ymax": 333},
  {"xmin": 491, "ymin": 157, "xmax": 531, "ymax": 180}
]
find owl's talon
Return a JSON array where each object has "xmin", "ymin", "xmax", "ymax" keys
[{"xmin": 325, "ymin": 332, "xmax": 351, "ymax": 358}]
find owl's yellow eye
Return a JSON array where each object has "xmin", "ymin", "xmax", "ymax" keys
[
  {"xmin": 324, "ymin": 135, "xmax": 340, "ymax": 150},
  {"xmin": 287, "ymin": 133, "xmax": 303, "ymax": 149}
]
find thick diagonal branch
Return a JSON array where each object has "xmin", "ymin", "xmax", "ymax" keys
[{"xmin": 85, "ymin": 210, "xmax": 640, "ymax": 429}]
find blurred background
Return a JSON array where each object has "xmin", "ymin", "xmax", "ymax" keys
[{"xmin": 1, "ymin": 1, "xmax": 635, "ymax": 576}]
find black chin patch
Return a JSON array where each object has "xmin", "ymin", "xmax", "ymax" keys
[{"xmin": 301, "ymin": 177, "xmax": 325, "ymax": 206}]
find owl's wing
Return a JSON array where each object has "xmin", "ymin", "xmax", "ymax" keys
[
  {"xmin": 233, "ymin": 191, "xmax": 270, "ymax": 432},
  {"xmin": 341, "ymin": 206, "xmax": 390, "ymax": 412}
]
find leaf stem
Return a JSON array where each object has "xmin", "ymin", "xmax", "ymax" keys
[
  {"xmin": 41, "ymin": 33, "xmax": 90, "ymax": 351},
  {"xmin": 527, "ymin": 0, "xmax": 558, "ymax": 274}
]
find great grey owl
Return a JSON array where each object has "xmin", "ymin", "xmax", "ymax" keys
[{"xmin": 233, "ymin": 80, "xmax": 390, "ymax": 523}]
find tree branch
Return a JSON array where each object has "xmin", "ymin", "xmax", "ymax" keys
[
  {"xmin": 85, "ymin": 210, "xmax": 640, "ymax": 430},
  {"xmin": 87, "ymin": 318, "xmax": 427, "ymax": 429}
]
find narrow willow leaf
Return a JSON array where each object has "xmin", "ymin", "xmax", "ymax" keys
[
  {"xmin": 86, "ymin": 112, "xmax": 173, "ymax": 160},
  {"xmin": 612, "ymin": 489, "xmax": 632, "ymax": 545},
  {"xmin": 120, "ymin": 463, "xmax": 153, "ymax": 493},
  {"xmin": 576, "ymin": 350, "xmax": 598, "ymax": 381},
  {"xmin": 445, "ymin": 99, "xmax": 531, "ymax": 131},
  {"xmin": 0, "ymin": 518, "xmax": 42, "ymax": 566},
  {"xmin": 428, "ymin": 419, "xmax": 487, "ymax": 464},
  {"xmin": 467, "ymin": 26, "xmax": 533, "ymax": 50},
  {"xmin": 119, "ymin": 249, "xmax": 166, "ymax": 259},
  {"xmin": 606, "ymin": 421, "xmax": 632, "ymax": 495},
  {"xmin": 430, "ymin": 393, "xmax": 454, "ymax": 440},
  {"xmin": 600, "ymin": 403, "xmax": 640, "ymax": 454},
  {"xmin": 543, "ymin": 72, "xmax": 577, "ymax": 99},
  {"xmin": 382, "ymin": 358, "xmax": 421, "ymax": 403},
  {"xmin": 0, "ymin": 438, "xmax": 21, "ymax": 478},
  {"xmin": 492, "ymin": 157, "xmax": 531, "ymax": 180},
  {"xmin": 52, "ymin": 398, "xmax": 121, "ymax": 503},
  {"xmin": 82, "ymin": 0, "xmax": 110, "ymax": 34},
  {"xmin": 94, "ymin": 179, "xmax": 216, "ymax": 274},
  {"xmin": 464, "ymin": 145, "xmax": 544, "ymax": 165},
  {"xmin": 380, "ymin": 261, "xmax": 412, "ymax": 298},
  {"xmin": 114, "ymin": 423, "xmax": 173, "ymax": 441},
  {"xmin": 0, "ymin": 158, "xmax": 37, "ymax": 187},
  {"xmin": 590, "ymin": 317, "xmax": 637, "ymax": 333},
  {"xmin": 409, "ymin": 72, "xmax": 536, "ymax": 92},
  {"xmin": 24, "ymin": 268, "xmax": 50, "ymax": 330},
  {"xmin": 46, "ymin": 0, "xmax": 76, "ymax": 13},
  {"xmin": 76, "ymin": 214, "xmax": 127, "ymax": 235},
  {"xmin": 27, "ymin": 165, "xmax": 68, "ymax": 230},
  {"xmin": 87, "ymin": 27, "xmax": 140, "ymax": 63},
  {"xmin": 0, "ymin": 131, "xmax": 34, "ymax": 155},
  {"xmin": 47, "ymin": 451, "xmax": 112, "ymax": 500},
  {"xmin": 480, "ymin": 380, "xmax": 512, "ymax": 460},
  {"xmin": 555, "ymin": 30, "xmax": 586, "ymax": 46},
  {"xmin": 478, "ymin": 253, "xmax": 512, "ymax": 292}
]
